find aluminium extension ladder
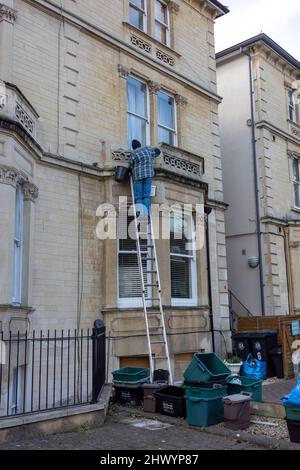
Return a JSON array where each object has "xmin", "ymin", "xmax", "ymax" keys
[{"xmin": 130, "ymin": 177, "xmax": 173, "ymax": 385}]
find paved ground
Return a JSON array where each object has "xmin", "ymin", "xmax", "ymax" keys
[
  {"xmin": 263, "ymin": 378, "xmax": 295, "ymax": 403},
  {"xmin": 0, "ymin": 410, "xmax": 265, "ymax": 451}
]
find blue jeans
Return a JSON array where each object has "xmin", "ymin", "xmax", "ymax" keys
[{"xmin": 133, "ymin": 177, "xmax": 152, "ymax": 217}]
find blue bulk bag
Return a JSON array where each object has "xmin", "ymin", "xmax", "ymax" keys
[
  {"xmin": 281, "ymin": 380, "xmax": 300, "ymax": 406},
  {"xmin": 241, "ymin": 354, "xmax": 267, "ymax": 381}
]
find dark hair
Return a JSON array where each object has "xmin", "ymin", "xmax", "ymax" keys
[{"xmin": 132, "ymin": 140, "xmax": 142, "ymax": 150}]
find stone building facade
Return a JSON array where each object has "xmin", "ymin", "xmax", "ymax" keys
[
  {"xmin": 217, "ymin": 34, "xmax": 300, "ymax": 317},
  {"xmin": 0, "ymin": 0, "xmax": 230, "ymax": 383}
]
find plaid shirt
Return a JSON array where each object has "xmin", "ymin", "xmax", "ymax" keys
[{"xmin": 129, "ymin": 146, "xmax": 160, "ymax": 181}]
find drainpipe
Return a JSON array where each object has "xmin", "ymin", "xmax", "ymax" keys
[
  {"xmin": 242, "ymin": 47, "xmax": 266, "ymax": 317},
  {"xmin": 205, "ymin": 206, "xmax": 215, "ymax": 352}
]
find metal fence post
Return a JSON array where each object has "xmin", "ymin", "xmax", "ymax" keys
[{"xmin": 91, "ymin": 319, "xmax": 106, "ymax": 403}]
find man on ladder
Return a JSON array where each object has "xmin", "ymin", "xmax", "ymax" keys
[
  {"xmin": 129, "ymin": 140, "xmax": 161, "ymax": 221},
  {"xmin": 127, "ymin": 140, "xmax": 173, "ymax": 385}
]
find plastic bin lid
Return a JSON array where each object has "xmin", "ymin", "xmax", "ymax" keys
[
  {"xmin": 233, "ymin": 330, "xmax": 278, "ymax": 338},
  {"xmin": 223, "ymin": 393, "xmax": 252, "ymax": 404}
]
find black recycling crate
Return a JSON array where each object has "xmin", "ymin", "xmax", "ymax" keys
[
  {"xmin": 113, "ymin": 385, "xmax": 143, "ymax": 405},
  {"xmin": 286, "ymin": 419, "xmax": 300, "ymax": 444},
  {"xmin": 154, "ymin": 386, "xmax": 186, "ymax": 418}
]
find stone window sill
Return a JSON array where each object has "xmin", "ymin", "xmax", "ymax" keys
[
  {"xmin": 0, "ymin": 304, "xmax": 35, "ymax": 315},
  {"xmin": 123, "ymin": 22, "xmax": 181, "ymax": 58}
]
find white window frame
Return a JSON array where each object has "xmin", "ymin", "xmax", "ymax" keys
[
  {"xmin": 129, "ymin": 0, "xmax": 148, "ymax": 32},
  {"xmin": 12, "ymin": 185, "xmax": 24, "ymax": 305},
  {"xmin": 170, "ymin": 213, "xmax": 197, "ymax": 307},
  {"xmin": 127, "ymin": 76, "xmax": 150, "ymax": 148},
  {"xmin": 117, "ymin": 215, "xmax": 152, "ymax": 309},
  {"xmin": 154, "ymin": 0, "xmax": 171, "ymax": 47},
  {"xmin": 157, "ymin": 90, "xmax": 177, "ymax": 146},
  {"xmin": 288, "ymin": 88, "xmax": 297, "ymax": 123},
  {"xmin": 292, "ymin": 156, "xmax": 300, "ymax": 209}
]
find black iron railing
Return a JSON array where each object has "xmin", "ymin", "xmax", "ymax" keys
[
  {"xmin": 0, "ymin": 323, "xmax": 105, "ymax": 418},
  {"xmin": 229, "ymin": 290, "xmax": 253, "ymax": 331}
]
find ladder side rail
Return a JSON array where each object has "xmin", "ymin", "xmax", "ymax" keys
[{"xmin": 130, "ymin": 176, "xmax": 154, "ymax": 381}]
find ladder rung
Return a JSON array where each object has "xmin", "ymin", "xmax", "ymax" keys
[
  {"xmin": 155, "ymin": 356, "xmax": 167, "ymax": 360},
  {"xmin": 146, "ymin": 270, "xmax": 157, "ymax": 273},
  {"xmin": 151, "ymin": 340, "xmax": 165, "ymax": 344},
  {"xmin": 145, "ymin": 283, "xmax": 158, "ymax": 287},
  {"xmin": 149, "ymin": 325, "xmax": 163, "ymax": 330},
  {"xmin": 147, "ymin": 312, "xmax": 161, "ymax": 317}
]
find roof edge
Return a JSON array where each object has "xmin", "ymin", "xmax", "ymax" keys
[
  {"xmin": 207, "ymin": 0, "xmax": 230, "ymax": 17},
  {"xmin": 216, "ymin": 33, "xmax": 300, "ymax": 71}
]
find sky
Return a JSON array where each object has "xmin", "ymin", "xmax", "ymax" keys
[{"xmin": 215, "ymin": 0, "xmax": 300, "ymax": 60}]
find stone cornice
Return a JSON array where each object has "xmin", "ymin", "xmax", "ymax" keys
[
  {"xmin": 24, "ymin": 0, "xmax": 222, "ymax": 104},
  {"xmin": 256, "ymin": 120, "xmax": 300, "ymax": 146},
  {"xmin": 0, "ymin": 3, "xmax": 17, "ymax": 23}
]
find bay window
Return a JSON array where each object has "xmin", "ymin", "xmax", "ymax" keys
[
  {"xmin": 158, "ymin": 91, "xmax": 177, "ymax": 145},
  {"xmin": 170, "ymin": 212, "xmax": 197, "ymax": 306},
  {"xmin": 127, "ymin": 76, "xmax": 149, "ymax": 148},
  {"xmin": 129, "ymin": 0, "xmax": 147, "ymax": 31},
  {"xmin": 154, "ymin": 0, "xmax": 170, "ymax": 46}
]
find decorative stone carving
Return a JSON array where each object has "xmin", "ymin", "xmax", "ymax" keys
[
  {"xmin": 163, "ymin": 154, "xmax": 201, "ymax": 178},
  {"xmin": 0, "ymin": 165, "xmax": 39, "ymax": 201},
  {"xmin": 291, "ymin": 126, "xmax": 300, "ymax": 139},
  {"xmin": 0, "ymin": 94, "xmax": 5, "ymax": 109},
  {"xmin": 175, "ymin": 94, "xmax": 188, "ymax": 107},
  {"xmin": 0, "ymin": 3, "xmax": 17, "ymax": 23},
  {"xmin": 168, "ymin": 1, "xmax": 180, "ymax": 14},
  {"xmin": 148, "ymin": 80, "xmax": 160, "ymax": 95},
  {"xmin": 23, "ymin": 182, "xmax": 39, "ymax": 202},
  {"xmin": 112, "ymin": 149, "xmax": 131, "ymax": 163},
  {"xmin": 118, "ymin": 64, "xmax": 130, "ymax": 80},
  {"xmin": 0, "ymin": 165, "xmax": 26, "ymax": 187},
  {"xmin": 156, "ymin": 49, "xmax": 175, "ymax": 67},
  {"xmin": 111, "ymin": 144, "xmax": 204, "ymax": 183},
  {"xmin": 15, "ymin": 103, "xmax": 34, "ymax": 135},
  {"xmin": 130, "ymin": 34, "xmax": 152, "ymax": 53}
]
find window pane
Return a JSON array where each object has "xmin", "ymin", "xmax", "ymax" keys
[
  {"xmin": 170, "ymin": 217, "xmax": 192, "ymax": 256},
  {"xmin": 158, "ymin": 92, "xmax": 174, "ymax": 129},
  {"xmin": 158, "ymin": 126, "xmax": 174, "ymax": 145},
  {"xmin": 171, "ymin": 256, "xmax": 191, "ymax": 299},
  {"xmin": 119, "ymin": 254, "xmax": 143, "ymax": 298},
  {"xmin": 155, "ymin": 22, "xmax": 167, "ymax": 44},
  {"xmin": 128, "ymin": 115, "xmax": 147, "ymax": 147},
  {"xmin": 127, "ymin": 77, "xmax": 147, "ymax": 117},
  {"xmin": 155, "ymin": 0, "xmax": 167, "ymax": 23},
  {"xmin": 130, "ymin": 0, "xmax": 144, "ymax": 9},
  {"xmin": 295, "ymin": 184, "xmax": 300, "ymax": 208},
  {"xmin": 130, "ymin": 6, "xmax": 144, "ymax": 29},
  {"xmin": 293, "ymin": 159, "xmax": 300, "ymax": 182}
]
